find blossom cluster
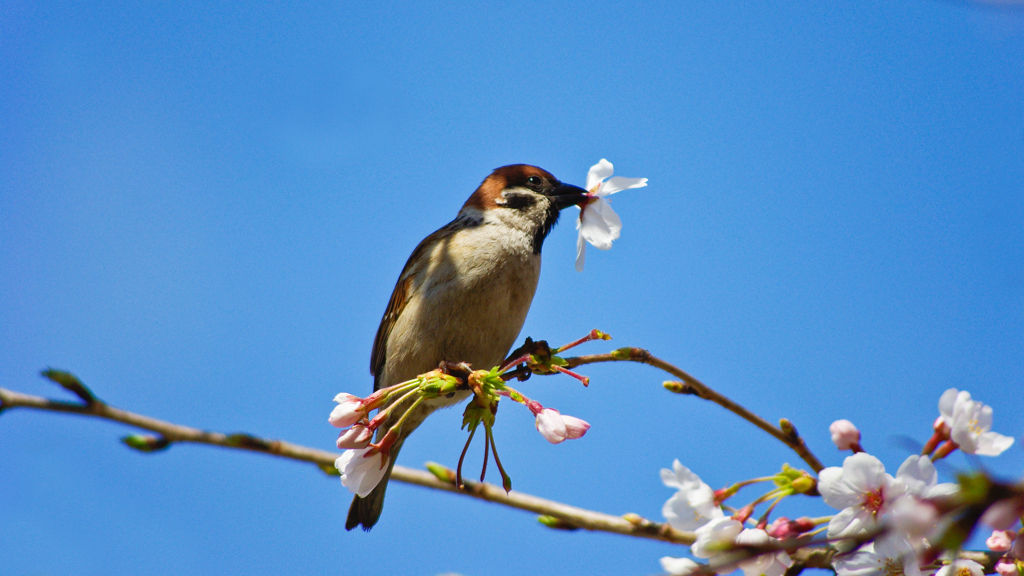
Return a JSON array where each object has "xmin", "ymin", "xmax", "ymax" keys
[
  {"xmin": 329, "ymin": 333, "xmax": 603, "ymax": 498},
  {"xmin": 658, "ymin": 388, "xmax": 1020, "ymax": 576}
]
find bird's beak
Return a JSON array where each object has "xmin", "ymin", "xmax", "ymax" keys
[{"xmin": 551, "ymin": 183, "xmax": 589, "ymax": 211}]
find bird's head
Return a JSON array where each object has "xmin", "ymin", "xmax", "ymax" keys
[{"xmin": 462, "ymin": 164, "xmax": 588, "ymax": 252}]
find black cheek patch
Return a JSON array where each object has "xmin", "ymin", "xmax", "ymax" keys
[{"xmin": 501, "ymin": 192, "xmax": 538, "ymax": 210}]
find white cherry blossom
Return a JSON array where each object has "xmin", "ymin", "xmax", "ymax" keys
[
  {"xmin": 818, "ymin": 453, "xmax": 905, "ymax": 546},
  {"xmin": 735, "ymin": 528, "xmax": 793, "ymax": 576},
  {"xmin": 938, "ymin": 388, "xmax": 1014, "ymax": 456},
  {"xmin": 691, "ymin": 516, "xmax": 743, "ymax": 559},
  {"xmin": 575, "ymin": 159, "xmax": 647, "ymax": 272},
  {"xmin": 894, "ymin": 455, "xmax": 958, "ymax": 500},
  {"xmin": 336, "ymin": 448, "xmax": 389, "ymax": 497},
  {"xmin": 935, "ymin": 559, "xmax": 984, "ymax": 576},
  {"xmin": 832, "ymin": 537, "xmax": 923, "ymax": 576},
  {"xmin": 661, "ymin": 460, "xmax": 724, "ymax": 531}
]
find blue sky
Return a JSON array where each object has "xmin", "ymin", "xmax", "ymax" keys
[{"xmin": 2, "ymin": 1, "xmax": 1022, "ymax": 575}]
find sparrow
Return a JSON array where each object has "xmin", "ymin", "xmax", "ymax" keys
[{"xmin": 346, "ymin": 164, "xmax": 588, "ymax": 530}]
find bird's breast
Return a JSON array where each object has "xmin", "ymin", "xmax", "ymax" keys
[{"xmin": 382, "ymin": 223, "xmax": 542, "ymax": 388}]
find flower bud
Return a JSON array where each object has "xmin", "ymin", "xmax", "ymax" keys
[
  {"xmin": 995, "ymin": 559, "xmax": 1020, "ymax": 576},
  {"xmin": 766, "ymin": 517, "xmax": 816, "ymax": 539},
  {"xmin": 790, "ymin": 476, "xmax": 816, "ymax": 494},
  {"xmin": 829, "ymin": 419, "xmax": 861, "ymax": 451},
  {"xmin": 329, "ymin": 393, "xmax": 366, "ymax": 428},
  {"xmin": 988, "ymin": 530, "xmax": 1015, "ymax": 552},
  {"xmin": 535, "ymin": 408, "xmax": 567, "ymax": 444},
  {"xmin": 933, "ymin": 415, "xmax": 950, "ymax": 437},
  {"xmin": 336, "ymin": 424, "xmax": 373, "ymax": 449},
  {"xmin": 561, "ymin": 415, "xmax": 591, "ymax": 440}
]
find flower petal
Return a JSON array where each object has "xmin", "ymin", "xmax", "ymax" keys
[
  {"xmin": 975, "ymin": 431, "xmax": 1015, "ymax": 456},
  {"xmin": 579, "ymin": 198, "xmax": 622, "ymax": 250},
  {"xmin": 586, "ymin": 159, "xmax": 613, "ymax": 192},
  {"xmin": 818, "ymin": 466, "xmax": 861, "ymax": 510},
  {"xmin": 336, "ymin": 448, "xmax": 389, "ymax": 497},
  {"xmin": 597, "ymin": 176, "xmax": 648, "ymax": 196},
  {"xmin": 575, "ymin": 225, "xmax": 587, "ymax": 272},
  {"xmin": 660, "ymin": 557, "xmax": 700, "ymax": 576},
  {"xmin": 535, "ymin": 408, "xmax": 567, "ymax": 444}
]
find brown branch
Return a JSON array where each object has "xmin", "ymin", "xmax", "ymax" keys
[
  {"xmin": 0, "ymin": 386, "xmax": 694, "ymax": 544},
  {"xmin": 562, "ymin": 348, "xmax": 825, "ymax": 473},
  {"xmin": 1, "ymin": 384, "xmax": 1002, "ymax": 575}
]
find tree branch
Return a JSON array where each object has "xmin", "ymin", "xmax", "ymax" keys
[
  {"xmin": 0, "ymin": 385, "xmax": 693, "ymax": 544},
  {"xmin": 1, "ymin": 383, "xmax": 1002, "ymax": 574},
  {"xmin": 562, "ymin": 348, "xmax": 825, "ymax": 472}
]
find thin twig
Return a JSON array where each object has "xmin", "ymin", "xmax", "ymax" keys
[{"xmin": 562, "ymin": 348, "xmax": 824, "ymax": 472}]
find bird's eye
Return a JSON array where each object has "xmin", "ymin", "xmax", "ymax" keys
[{"xmin": 527, "ymin": 176, "xmax": 542, "ymax": 186}]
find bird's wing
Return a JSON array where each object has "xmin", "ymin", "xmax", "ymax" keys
[{"xmin": 370, "ymin": 216, "xmax": 474, "ymax": 389}]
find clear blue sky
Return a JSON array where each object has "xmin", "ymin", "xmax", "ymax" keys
[{"xmin": 2, "ymin": 2, "xmax": 1022, "ymax": 575}]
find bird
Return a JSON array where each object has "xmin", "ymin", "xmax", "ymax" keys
[{"xmin": 346, "ymin": 164, "xmax": 588, "ymax": 530}]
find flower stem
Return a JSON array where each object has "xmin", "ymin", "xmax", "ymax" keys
[
  {"xmin": 456, "ymin": 423, "xmax": 478, "ymax": 490},
  {"xmin": 486, "ymin": 421, "xmax": 513, "ymax": 493}
]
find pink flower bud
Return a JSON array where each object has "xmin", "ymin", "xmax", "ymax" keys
[
  {"xmin": 933, "ymin": 415, "xmax": 950, "ymax": 437},
  {"xmin": 988, "ymin": 530, "xmax": 1014, "ymax": 552},
  {"xmin": 329, "ymin": 393, "xmax": 365, "ymax": 428},
  {"xmin": 561, "ymin": 415, "xmax": 590, "ymax": 440},
  {"xmin": 535, "ymin": 408, "xmax": 567, "ymax": 444},
  {"xmin": 766, "ymin": 517, "xmax": 792, "ymax": 539},
  {"xmin": 829, "ymin": 419, "xmax": 861, "ymax": 450},
  {"xmin": 995, "ymin": 559, "xmax": 1020, "ymax": 576},
  {"xmin": 337, "ymin": 424, "xmax": 373, "ymax": 449},
  {"xmin": 766, "ymin": 517, "xmax": 814, "ymax": 539}
]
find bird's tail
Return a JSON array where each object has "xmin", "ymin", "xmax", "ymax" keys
[{"xmin": 345, "ymin": 437, "xmax": 404, "ymax": 531}]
